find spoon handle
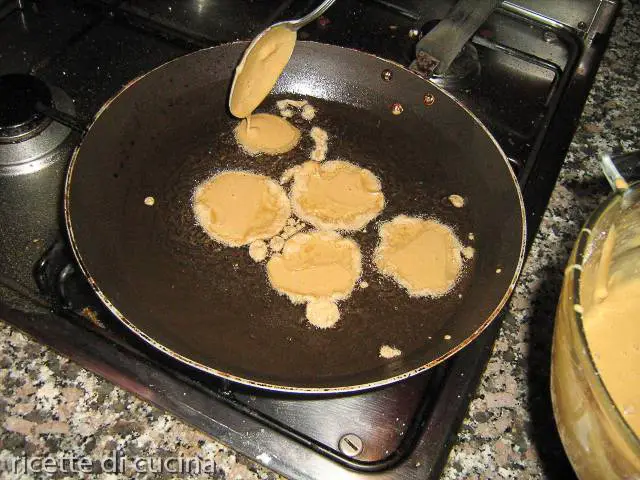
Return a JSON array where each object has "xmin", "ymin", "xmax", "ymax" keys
[{"xmin": 291, "ymin": 0, "xmax": 338, "ymax": 30}]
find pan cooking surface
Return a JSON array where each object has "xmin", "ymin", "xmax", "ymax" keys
[{"xmin": 66, "ymin": 43, "xmax": 524, "ymax": 391}]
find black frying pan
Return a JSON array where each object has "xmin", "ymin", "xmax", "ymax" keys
[{"xmin": 64, "ymin": 42, "xmax": 525, "ymax": 393}]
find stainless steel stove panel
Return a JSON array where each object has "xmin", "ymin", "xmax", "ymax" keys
[
  {"xmin": 505, "ymin": 0, "xmax": 609, "ymax": 31},
  {"xmin": 234, "ymin": 373, "xmax": 436, "ymax": 463}
]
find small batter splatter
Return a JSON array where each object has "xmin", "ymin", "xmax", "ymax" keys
[
  {"xmin": 461, "ymin": 246, "xmax": 475, "ymax": 259},
  {"xmin": 269, "ymin": 235, "xmax": 285, "ymax": 252},
  {"xmin": 306, "ymin": 299, "xmax": 340, "ymax": 329},
  {"xmin": 309, "ymin": 127, "xmax": 329, "ymax": 162},
  {"xmin": 301, "ymin": 104, "xmax": 316, "ymax": 121},
  {"xmin": 379, "ymin": 345, "xmax": 402, "ymax": 359},
  {"xmin": 249, "ymin": 240, "xmax": 268, "ymax": 262},
  {"xmin": 448, "ymin": 194, "xmax": 465, "ymax": 208}
]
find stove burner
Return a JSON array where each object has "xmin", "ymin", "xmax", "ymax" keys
[
  {"xmin": 0, "ymin": 77, "xmax": 75, "ymax": 176},
  {"xmin": 0, "ymin": 74, "xmax": 53, "ymax": 143}
]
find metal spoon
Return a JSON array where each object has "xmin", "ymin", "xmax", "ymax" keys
[
  {"xmin": 229, "ymin": 0, "xmax": 337, "ymax": 118},
  {"xmin": 269, "ymin": 0, "xmax": 337, "ymax": 33}
]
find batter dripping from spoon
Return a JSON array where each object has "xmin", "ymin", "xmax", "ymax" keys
[{"xmin": 230, "ymin": 26, "xmax": 301, "ymax": 155}]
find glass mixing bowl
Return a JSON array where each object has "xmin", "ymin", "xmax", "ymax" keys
[{"xmin": 551, "ymin": 152, "xmax": 640, "ymax": 480}]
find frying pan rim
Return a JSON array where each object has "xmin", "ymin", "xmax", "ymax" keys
[{"xmin": 64, "ymin": 41, "xmax": 527, "ymax": 394}]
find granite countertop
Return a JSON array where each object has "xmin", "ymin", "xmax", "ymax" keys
[{"xmin": 1, "ymin": 2, "xmax": 639, "ymax": 479}]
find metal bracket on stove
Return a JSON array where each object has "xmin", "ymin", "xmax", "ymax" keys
[{"xmin": 411, "ymin": 0, "xmax": 500, "ymax": 77}]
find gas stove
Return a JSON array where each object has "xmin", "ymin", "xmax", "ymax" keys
[{"xmin": 0, "ymin": 1, "xmax": 619, "ymax": 478}]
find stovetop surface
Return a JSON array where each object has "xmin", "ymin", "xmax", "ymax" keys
[
  {"xmin": 0, "ymin": 0, "xmax": 619, "ymax": 478},
  {"xmin": 29, "ymin": 237, "xmax": 484, "ymax": 476},
  {"xmin": 4, "ymin": 0, "xmax": 580, "ymax": 167}
]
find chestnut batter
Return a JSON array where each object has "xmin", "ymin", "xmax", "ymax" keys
[
  {"xmin": 229, "ymin": 26, "xmax": 296, "ymax": 119},
  {"xmin": 448, "ymin": 194, "xmax": 465, "ymax": 208},
  {"xmin": 234, "ymin": 113, "xmax": 301, "ymax": 155},
  {"xmin": 269, "ymin": 235, "xmax": 285, "ymax": 252},
  {"xmin": 583, "ymin": 279, "xmax": 640, "ymax": 436},
  {"xmin": 309, "ymin": 127, "xmax": 328, "ymax": 162},
  {"xmin": 266, "ymin": 231, "xmax": 362, "ymax": 326},
  {"xmin": 306, "ymin": 299, "xmax": 340, "ymax": 329},
  {"xmin": 379, "ymin": 345, "xmax": 402, "ymax": 359},
  {"xmin": 193, "ymin": 171, "xmax": 290, "ymax": 247},
  {"xmin": 461, "ymin": 246, "xmax": 475, "ymax": 259},
  {"xmin": 583, "ymin": 225, "xmax": 640, "ymax": 436},
  {"xmin": 374, "ymin": 215, "xmax": 463, "ymax": 297},
  {"xmin": 288, "ymin": 160, "xmax": 385, "ymax": 231},
  {"xmin": 229, "ymin": 27, "xmax": 301, "ymax": 156},
  {"xmin": 276, "ymin": 99, "xmax": 316, "ymax": 121},
  {"xmin": 249, "ymin": 240, "xmax": 268, "ymax": 262}
]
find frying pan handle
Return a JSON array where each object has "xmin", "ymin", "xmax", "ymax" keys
[{"xmin": 413, "ymin": 0, "xmax": 500, "ymax": 76}]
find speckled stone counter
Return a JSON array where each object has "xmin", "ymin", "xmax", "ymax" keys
[
  {"xmin": 1, "ymin": 3, "xmax": 639, "ymax": 479},
  {"xmin": 444, "ymin": 2, "xmax": 640, "ymax": 478}
]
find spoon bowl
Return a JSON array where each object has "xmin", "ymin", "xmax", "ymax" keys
[{"xmin": 228, "ymin": 0, "xmax": 337, "ymax": 118}]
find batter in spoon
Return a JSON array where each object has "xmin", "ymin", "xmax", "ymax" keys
[
  {"xmin": 229, "ymin": 26, "xmax": 296, "ymax": 118},
  {"xmin": 229, "ymin": 26, "xmax": 300, "ymax": 155}
]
